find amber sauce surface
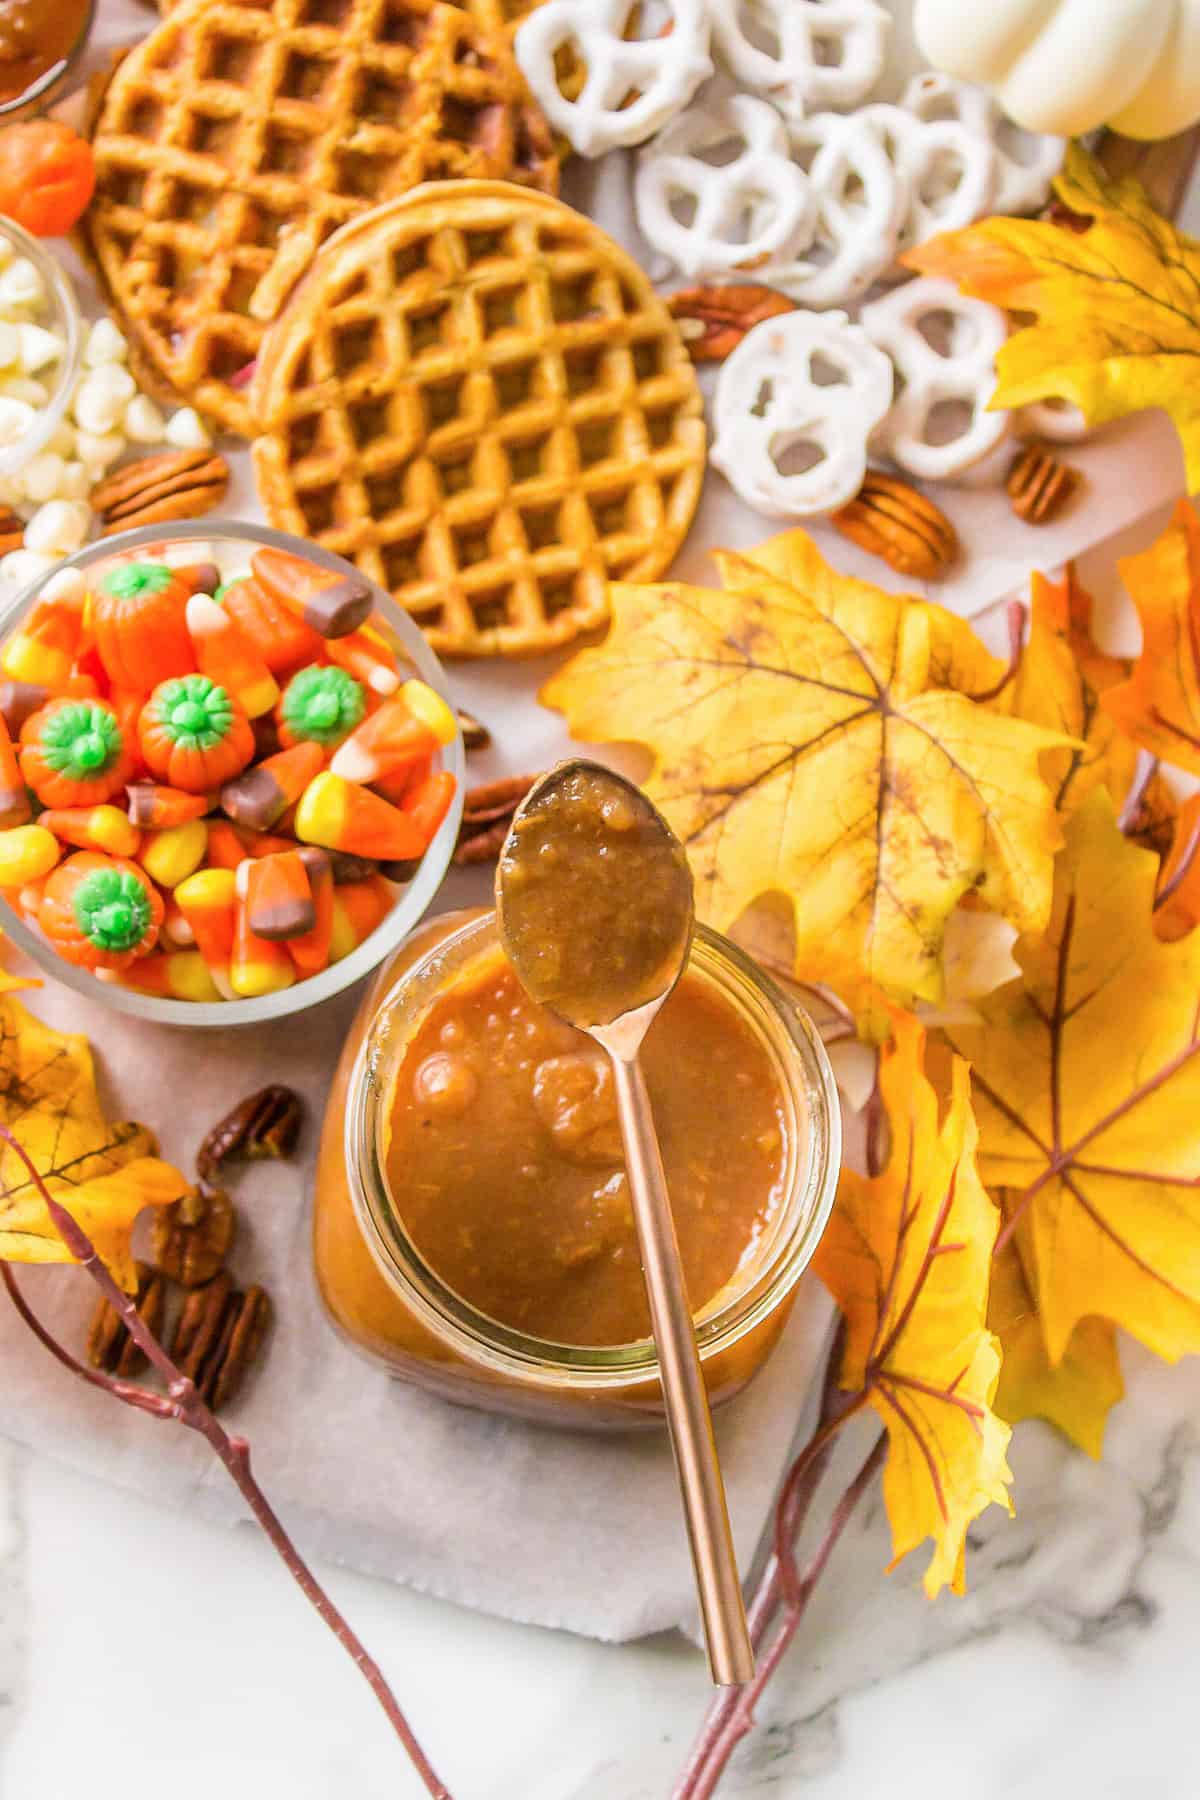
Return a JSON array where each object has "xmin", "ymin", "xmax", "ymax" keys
[
  {"xmin": 384, "ymin": 949, "xmax": 787, "ymax": 1347},
  {"xmin": 0, "ymin": 0, "xmax": 89, "ymax": 104}
]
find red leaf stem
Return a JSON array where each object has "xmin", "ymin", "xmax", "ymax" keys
[
  {"xmin": 0, "ymin": 1125, "xmax": 452, "ymax": 1800},
  {"xmin": 971, "ymin": 600, "xmax": 1026, "ymax": 704}
]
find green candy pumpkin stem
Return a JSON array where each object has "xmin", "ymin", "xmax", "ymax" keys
[
  {"xmin": 38, "ymin": 702, "xmax": 123, "ymax": 780},
  {"xmin": 155, "ymin": 674, "xmax": 238, "ymax": 752},
  {"xmin": 281, "ymin": 665, "xmax": 365, "ymax": 747},
  {"xmin": 71, "ymin": 865, "xmax": 154, "ymax": 953}
]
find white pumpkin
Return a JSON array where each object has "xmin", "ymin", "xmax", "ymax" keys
[{"xmin": 913, "ymin": 0, "xmax": 1200, "ymax": 140}]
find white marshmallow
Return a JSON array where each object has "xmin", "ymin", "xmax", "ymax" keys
[
  {"xmin": 23, "ymin": 498, "xmax": 91, "ymax": 556},
  {"xmin": 0, "ymin": 549, "xmax": 60, "ymax": 590},
  {"xmin": 0, "ymin": 322, "xmax": 18, "ymax": 369},
  {"xmin": 0, "ymin": 478, "xmax": 21, "ymax": 507},
  {"xmin": 123, "ymin": 394, "xmax": 165, "ymax": 443},
  {"xmin": 57, "ymin": 461, "xmax": 91, "ymax": 502},
  {"xmin": 0, "ymin": 395, "xmax": 34, "ymax": 447},
  {"xmin": 0, "ymin": 375, "xmax": 48, "ymax": 407},
  {"xmin": 0, "ymin": 258, "xmax": 43, "ymax": 311},
  {"xmin": 18, "ymin": 322, "xmax": 64, "ymax": 376},
  {"xmin": 74, "ymin": 365, "xmax": 137, "ymax": 435},
  {"xmin": 75, "ymin": 429, "xmax": 125, "ymax": 472},
  {"xmin": 83, "ymin": 317, "xmax": 129, "ymax": 367},
  {"xmin": 20, "ymin": 452, "xmax": 67, "ymax": 504},
  {"xmin": 164, "ymin": 406, "xmax": 211, "ymax": 450},
  {"xmin": 44, "ymin": 421, "xmax": 76, "ymax": 458},
  {"xmin": 42, "ymin": 565, "xmax": 85, "ymax": 604}
]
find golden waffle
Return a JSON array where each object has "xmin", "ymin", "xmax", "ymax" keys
[
  {"xmin": 85, "ymin": 0, "xmax": 559, "ymax": 436},
  {"xmin": 250, "ymin": 180, "xmax": 707, "ymax": 658}
]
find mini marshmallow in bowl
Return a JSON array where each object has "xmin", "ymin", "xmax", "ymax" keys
[{"xmin": 0, "ymin": 217, "xmax": 82, "ymax": 478}]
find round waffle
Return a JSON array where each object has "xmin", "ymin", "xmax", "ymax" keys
[
  {"xmin": 85, "ymin": 0, "xmax": 559, "ymax": 437},
  {"xmin": 250, "ymin": 180, "xmax": 707, "ymax": 659}
]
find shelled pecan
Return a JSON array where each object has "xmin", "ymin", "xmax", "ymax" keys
[
  {"xmin": 453, "ymin": 773, "xmax": 541, "ymax": 865},
  {"xmin": 171, "ymin": 1272, "xmax": 271, "ymax": 1410},
  {"xmin": 195, "ymin": 1085, "xmax": 304, "ymax": 1194},
  {"xmin": 151, "ymin": 1184, "xmax": 236, "ymax": 1288},
  {"xmin": 0, "ymin": 507, "xmax": 23, "ymax": 555},
  {"xmin": 1007, "ymin": 445, "xmax": 1081, "ymax": 524},
  {"xmin": 667, "ymin": 283, "xmax": 796, "ymax": 362},
  {"xmin": 831, "ymin": 471, "xmax": 959, "ymax": 581},
  {"xmin": 87, "ymin": 1261, "xmax": 166, "ymax": 1378},
  {"xmin": 455, "ymin": 707, "xmax": 491, "ymax": 752},
  {"xmin": 89, "ymin": 448, "xmax": 230, "ymax": 534}
]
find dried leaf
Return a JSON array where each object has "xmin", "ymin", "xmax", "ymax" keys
[
  {"xmin": 0, "ymin": 931, "xmax": 39, "ymax": 994},
  {"xmin": 542, "ymin": 527, "xmax": 1067, "ymax": 1031},
  {"xmin": 1154, "ymin": 792, "xmax": 1200, "ymax": 940},
  {"xmin": 1103, "ymin": 500, "xmax": 1200, "ymax": 775},
  {"xmin": 944, "ymin": 792, "xmax": 1200, "ymax": 1365},
  {"xmin": 814, "ymin": 1012, "xmax": 1012, "ymax": 1597},
  {"xmin": 989, "ymin": 1237, "xmax": 1123, "ymax": 1460},
  {"xmin": 908, "ymin": 146, "xmax": 1200, "ymax": 491},
  {"xmin": 0, "ymin": 995, "xmax": 188, "ymax": 1288}
]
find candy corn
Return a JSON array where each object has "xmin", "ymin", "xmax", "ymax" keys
[
  {"xmin": 325, "ymin": 623, "xmax": 401, "ymax": 696},
  {"xmin": 126, "ymin": 782, "xmax": 211, "ymax": 829},
  {"xmin": 252, "ymin": 548, "xmax": 373, "ymax": 639},
  {"xmin": 231, "ymin": 860, "xmax": 296, "ymax": 996},
  {"xmin": 174, "ymin": 867, "xmax": 236, "ymax": 995},
  {"xmin": 91, "ymin": 561, "xmax": 195, "ymax": 692},
  {"xmin": 220, "ymin": 740, "xmax": 323, "ymax": 832},
  {"xmin": 329, "ymin": 875, "xmax": 393, "ymax": 963},
  {"xmin": 40, "ymin": 803, "xmax": 140, "ymax": 858},
  {"xmin": 400, "ymin": 679, "xmax": 458, "ymax": 748},
  {"xmin": 403, "ymin": 768, "xmax": 457, "ymax": 850},
  {"xmin": 288, "ymin": 847, "xmax": 333, "ymax": 977},
  {"xmin": 243, "ymin": 849, "xmax": 316, "ymax": 941},
  {"xmin": 0, "ymin": 681, "xmax": 49, "ymax": 736},
  {"xmin": 203, "ymin": 819, "xmax": 249, "ymax": 872},
  {"xmin": 277, "ymin": 665, "xmax": 366, "ymax": 750},
  {"xmin": 0, "ymin": 823, "xmax": 59, "ymax": 887},
  {"xmin": 139, "ymin": 817, "xmax": 208, "ymax": 889},
  {"xmin": 120, "ymin": 949, "xmax": 221, "ymax": 1003},
  {"xmin": 295, "ymin": 772, "xmax": 425, "ymax": 861},
  {"xmin": 186, "ymin": 593, "xmax": 279, "ymax": 719},
  {"xmin": 222, "ymin": 576, "xmax": 323, "ymax": 675},
  {"xmin": 160, "ymin": 894, "xmax": 196, "ymax": 948},
  {"xmin": 0, "ymin": 714, "xmax": 29, "ymax": 829},
  {"xmin": 329, "ymin": 697, "xmax": 437, "ymax": 786},
  {"xmin": 2, "ymin": 582, "xmax": 84, "ymax": 689}
]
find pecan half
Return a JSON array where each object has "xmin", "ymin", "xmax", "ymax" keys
[
  {"xmin": 87, "ymin": 1261, "xmax": 166, "ymax": 1378},
  {"xmin": 831, "ymin": 471, "xmax": 959, "ymax": 582},
  {"xmin": 668, "ymin": 283, "xmax": 796, "ymax": 363},
  {"xmin": 453, "ymin": 773, "xmax": 541, "ymax": 865},
  {"xmin": 89, "ymin": 449, "xmax": 230, "ymax": 536},
  {"xmin": 205, "ymin": 1285, "xmax": 272, "ymax": 1410},
  {"xmin": 151, "ymin": 1184, "xmax": 236, "ymax": 1288},
  {"xmin": 0, "ymin": 506, "xmax": 23, "ymax": 556},
  {"xmin": 171, "ymin": 1269, "xmax": 234, "ymax": 1377},
  {"xmin": 1007, "ymin": 444, "xmax": 1081, "ymax": 525},
  {"xmin": 195, "ymin": 1085, "xmax": 304, "ymax": 1194},
  {"xmin": 455, "ymin": 707, "xmax": 491, "ymax": 753}
]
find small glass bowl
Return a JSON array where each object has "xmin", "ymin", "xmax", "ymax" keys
[
  {"xmin": 0, "ymin": 216, "xmax": 83, "ymax": 477},
  {"xmin": 0, "ymin": 521, "xmax": 466, "ymax": 1027},
  {"xmin": 0, "ymin": 0, "xmax": 94, "ymax": 122}
]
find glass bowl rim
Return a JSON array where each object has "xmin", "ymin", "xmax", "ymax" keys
[
  {"xmin": 0, "ymin": 519, "xmax": 466, "ymax": 1026},
  {"xmin": 0, "ymin": 216, "xmax": 84, "ymax": 476}
]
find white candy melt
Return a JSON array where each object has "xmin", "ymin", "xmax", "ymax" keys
[
  {"xmin": 73, "ymin": 365, "xmax": 137, "ymax": 435},
  {"xmin": 84, "ymin": 317, "xmax": 129, "ymax": 367},
  {"xmin": 23, "ymin": 499, "xmax": 91, "ymax": 556},
  {"xmin": 18, "ymin": 322, "xmax": 64, "ymax": 376},
  {"xmin": 0, "ymin": 395, "xmax": 34, "ymax": 447},
  {"xmin": 124, "ymin": 394, "xmax": 165, "ymax": 443},
  {"xmin": 164, "ymin": 406, "xmax": 211, "ymax": 450}
]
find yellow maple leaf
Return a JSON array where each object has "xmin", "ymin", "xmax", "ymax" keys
[
  {"xmin": 541, "ymin": 527, "xmax": 1067, "ymax": 1030},
  {"xmin": 814, "ymin": 1011, "xmax": 1012, "ymax": 1597},
  {"xmin": 1103, "ymin": 500, "xmax": 1200, "ymax": 775},
  {"xmin": 0, "ymin": 995, "xmax": 189, "ymax": 1288},
  {"xmin": 908, "ymin": 145, "xmax": 1200, "ymax": 492},
  {"xmin": 944, "ymin": 792, "xmax": 1200, "ymax": 1365},
  {"xmin": 989, "ymin": 1237, "xmax": 1123, "ymax": 1460}
]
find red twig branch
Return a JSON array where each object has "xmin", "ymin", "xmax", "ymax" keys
[
  {"xmin": 971, "ymin": 601, "xmax": 1026, "ymax": 704},
  {"xmin": 1117, "ymin": 752, "xmax": 1159, "ymax": 835},
  {"xmin": 1154, "ymin": 809, "xmax": 1200, "ymax": 910},
  {"xmin": 0, "ymin": 1125, "xmax": 452, "ymax": 1800}
]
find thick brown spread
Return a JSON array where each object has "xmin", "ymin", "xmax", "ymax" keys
[
  {"xmin": 0, "ymin": 0, "xmax": 89, "ymax": 106},
  {"xmin": 384, "ymin": 948, "xmax": 786, "ymax": 1346},
  {"xmin": 497, "ymin": 765, "xmax": 693, "ymax": 1027}
]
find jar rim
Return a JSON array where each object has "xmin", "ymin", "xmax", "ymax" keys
[{"xmin": 344, "ymin": 912, "xmax": 841, "ymax": 1393}]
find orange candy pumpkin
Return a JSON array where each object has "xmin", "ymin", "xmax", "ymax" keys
[
  {"xmin": 138, "ymin": 675, "xmax": 255, "ymax": 793},
  {"xmin": 20, "ymin": 696, "xmax": 137, "ymax": 808},
  {"xmin": 38, "ymin": 851, "xmax": 163, "ymax": 972},
  {"xmin": 91, "ymin": 561, "xmax": 196, "ymax": 693}
]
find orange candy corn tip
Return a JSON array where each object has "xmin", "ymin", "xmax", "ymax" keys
[
  {"xmin": 288, "ymin": 846, "xmax": 333, "ymax": 978},
  {"xmin": 40, "ymin": 804, "xmax": 140, "ymax": 858},
  {"xmin": 243, "ymin": 851, "xmax": 316, "ymax": 942},
  {"xmin": 232, "ymin": 860, "xmax": 296, "ymax": 996},
  {"xmin": 126, "ymin": 783, "xmax": 211, "ymax": 829},
  {"xmin": 329, "ymin": 698, "xmax": 437, "ymax": 785},
  {"xmin": 251, "ymin": 548, "xmax": 373, "ymax": 640},
  {"xmin": 329, "ymin": 875, "xmax": 392, "ymax": 963},
  {"xmin": 326, "ymin": 626, "xmax": 401, "ymax": 696},
  {"xmin": 295, "ymin": 771, "xmax": 424, "ymax": 862},
  {"xmin": 186, "ymin": 593, "xmax": 279, "ymax": 720},
  {"xmin": 174, "ymin": 867, "xmax": 237, "ymax": 997},
  {"xmin": 0, "ymin": 713, "xmax": 29, "ymax": 829},
  {"xmin": 220, "ymin": 740, "xmax": 323, "ymax": 832},
  {"xmin": 118, "ymin": 949, "xmax": 221, "ymax": 1003}
]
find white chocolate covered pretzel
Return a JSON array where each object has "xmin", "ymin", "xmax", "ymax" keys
[
  {"xmin": 860, "ymin": 276, "xmax": 1010, "ymax": 482},
  {"xmin": 765, "ymin": 111, "xmax": 908, "ymax": 306},
  {"xmin": 635, "ymin": 93, "xmax": 815, "ymax": 279},
  {"xmin": 708, "ymin": 0, "xmax": 890, "ymax": 122},
  {"xmin": 514, "ymin": 0, "xmax": 713, "ymax": 157},
  {"xmin": 711, "ymin": 309, "xmax": 894, "ymax": 517},
  {"xmin": 901, "ymin": 72, "xmax": 1065, "ymax": 217},
  {"xmin": 859, "ymin": 104, "xmax": 998, "ymax": 256}
]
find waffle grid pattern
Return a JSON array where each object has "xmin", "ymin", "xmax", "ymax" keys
[
  {"xmin": 251, "ymin": 186, "xmax": 706, "ymax": 657},
  {"xmin": 87, "ymin": 0, "xmax": 556, "ymax": 435}
]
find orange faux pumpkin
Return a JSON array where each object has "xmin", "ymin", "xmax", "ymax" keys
[
  {"xmin": 20, "ymin": 696, "xmax": 137, "ymax": 808},
  {"xmin": 91, "ymin": 561, "xmax": 196, "ymax": 693},
  {"xmin": 38, "ymin": 851, "xmax": 163, "ymax": 972},
  {"xmin": 138, "ymin": 674, "xmax": 254, "ymax": 793}
]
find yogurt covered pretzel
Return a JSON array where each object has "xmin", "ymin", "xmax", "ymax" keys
[
  {"xmin": 860, "ymin": 104, "xmax": 998, "ymax": 256},
  {"xmin": 635, "ymin": 93, "xmax": 815, "ymax": 279},
  {"xmin": 764, "ymin": 111, "xmax": 908, "ymax": 306},
  {"xmin": 901, "ymin": 72, "xmax": 1065, "ymax": 216},
  {"xmin": 860, "ymin": 276, "xmax": 1010, "ymax": 482},
  {"xmin": 711, "ymin": 310, "xmax": 894, "ymax": 517},
  {"xmin": 708, "ymin": 0, "xmax": 890, "ymax": 122},
  {"xmin": 514, "ymin": 0, "xmax": 713, "ymax": 156}
]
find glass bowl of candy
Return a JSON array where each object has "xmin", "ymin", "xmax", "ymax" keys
[
  {"xmin": 0, "ymin": 521, "xmax": 466, "ymax": 1025},
  {"xmin": 0, "ymin": 216, "xmax": 83, "ymax": 476}
]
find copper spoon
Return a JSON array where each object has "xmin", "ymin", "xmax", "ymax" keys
[{"xmin": 496, "ymin": 759, "xmax": 754, "ymax": 1686}]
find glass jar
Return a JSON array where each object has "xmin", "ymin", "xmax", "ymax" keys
[{"xmin": 314, "ymin": 909, "xmax": 841, "ymax": 1429}]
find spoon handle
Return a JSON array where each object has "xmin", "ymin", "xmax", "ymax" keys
[{"xmin": 609, "ymin": 1052, "xmax": 755, "ymax": 1687}]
